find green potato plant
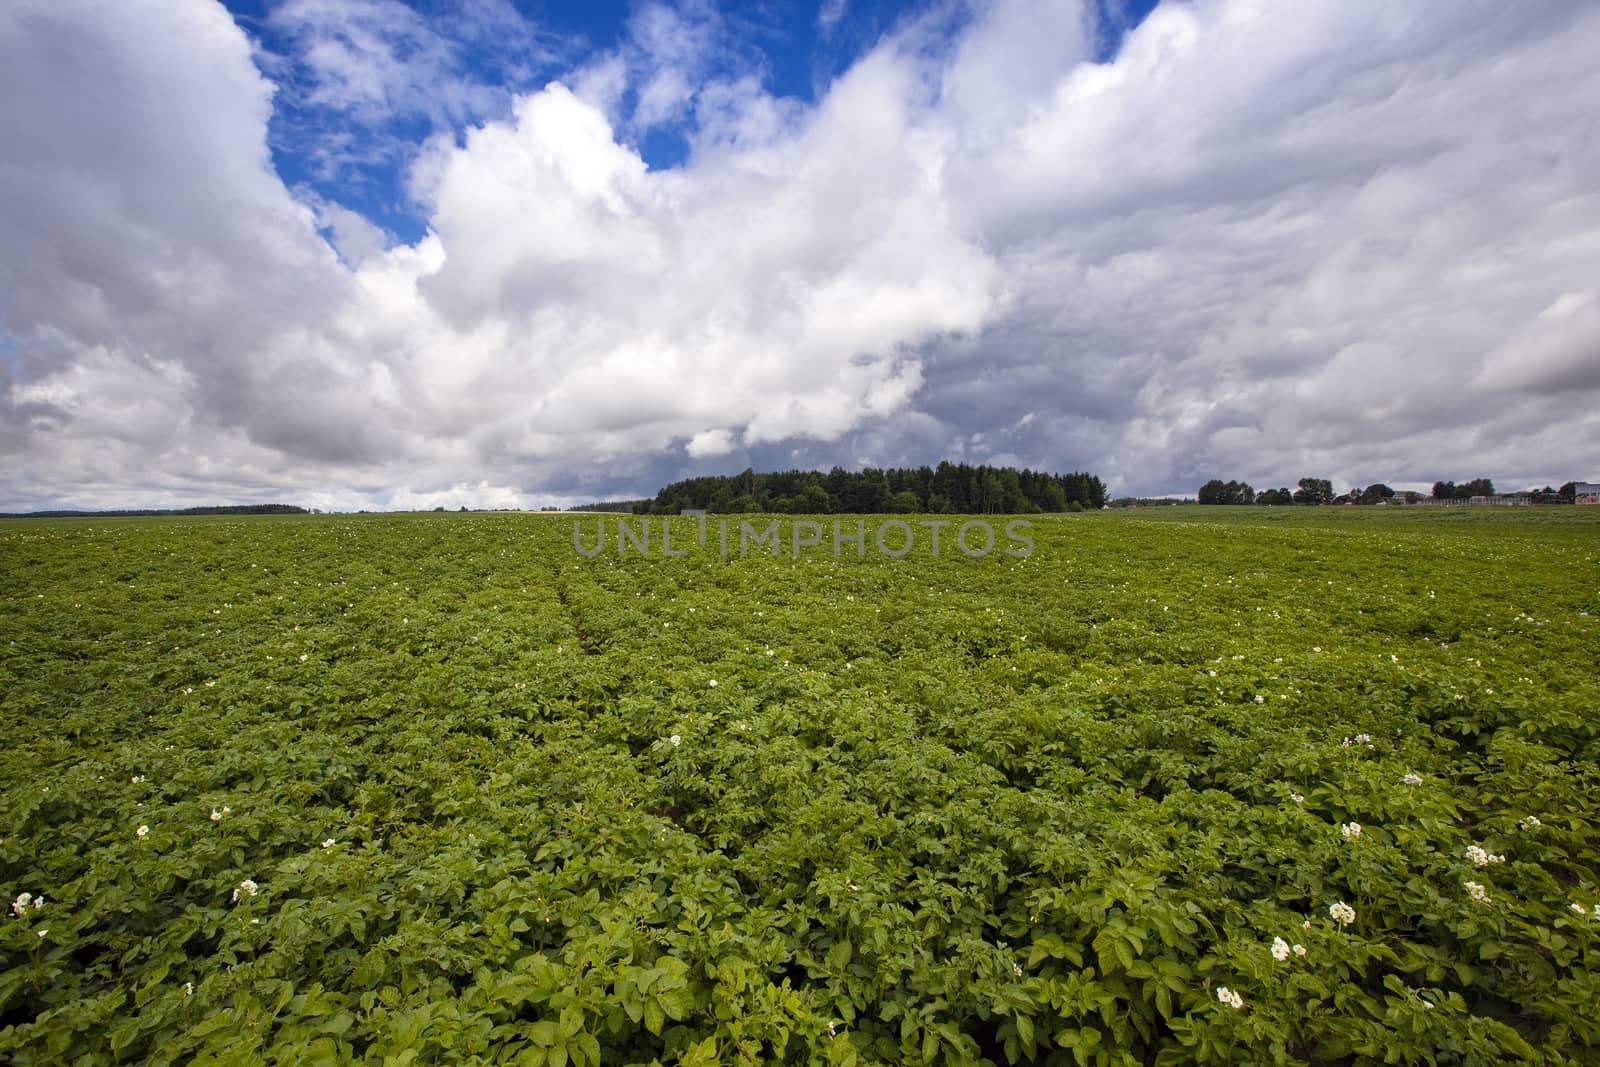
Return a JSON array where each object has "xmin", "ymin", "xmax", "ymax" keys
[{"xmin": 2, "ymin": 506, "xmax": 1598, "ymax": 1064}]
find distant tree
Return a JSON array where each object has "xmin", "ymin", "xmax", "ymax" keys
[
  {"xmin": 997, "ymin": 469, "xmax": 1033, "ymax": 512},
  {"xmin": 970, "ymin": 469, "xmax": 1003, "ymax": 513},
  {"xmin": 1359, "ymin": 483, "xmax": 1395, "ymax": 504},
  {"xmin": 1201, "ymin": 479, "xmax": 1256, "ymax": 504},
  {"xmin": 1293, "ymin": 478, "xmax": 1334, "ymax": 505},
  {"xmin": 1559, "ymin": 481, "xmax": 1578, "ymax": 503},
  {"xmin": 860, "ymin": 469, "xmax": 890, "ymax": 512},
  {"xmin": 1432, "ymin": 481, "xmax": 1455, "ymax": 500},
  {"xmin": 796, "ymin": 484, "xmax": 831, "ymax": 514},
  {"xmin": 887, "ymin": 489, "xmax": 921, "ymax": 513},
  {"xmin": 830, "ymin": 468, "xmax": 888, "ymax": 513},
  {"xmin": 931, "ymin": 462, "xmax": 964, "ymax": 512}
]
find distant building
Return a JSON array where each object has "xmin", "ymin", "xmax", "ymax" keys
[
  {"xmin": 1414, "ymin": 493, "xmax": 1529, "ymax": 507},
  {"xmin": 1574, "ymin": 482, "xmax": 1600, "ymax": 505}
]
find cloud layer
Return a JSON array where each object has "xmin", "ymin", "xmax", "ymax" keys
[{"xmin": 3, "ymin": 0, "xmax": 1598, "ymax": 510}]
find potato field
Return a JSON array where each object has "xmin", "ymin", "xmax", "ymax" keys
[{"xmin": 2, "ymin": 507, "xmax": 1598, "ymax": 1065}]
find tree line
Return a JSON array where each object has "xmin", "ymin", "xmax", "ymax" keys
[
  {"xmin": 626, "ymin": 463, "xmax": 1107, "ymax": 515},
  {"xmin": 1200, "ymin": 477, "xmax": 1585, "ymax": 505},
  {"xmin": 1432, "ymin": 481, "xmax": 1583, "ymax": 504},
  {"xmin": 567, "ymin": 500, "xmax": 651, "ymax": 513},
  {"xmin": 1, "ymin": 504, "xmax": 310, "ymax": 518},
  {"xmin": 1198, "ymin": 478, "xmax": 1338, "ymax": 505}
]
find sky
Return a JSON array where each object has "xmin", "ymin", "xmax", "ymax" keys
[{"xmin": 2, "ymin": 0, "xmax": 1597, "ymax": 512}]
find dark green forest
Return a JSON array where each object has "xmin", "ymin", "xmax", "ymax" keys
[{"xmin": 628, "ymin": 463, "xmax": 1106, "ymax": 515}]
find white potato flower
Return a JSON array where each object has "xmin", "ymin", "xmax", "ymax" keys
[{"xmin": 1465, "ymin": 844, "xmax": 1504, "ymax": 867}]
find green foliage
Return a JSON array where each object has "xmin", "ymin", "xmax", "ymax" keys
[
  {"xmin": 1293, "ymin": 479, "xmax": 1335, "ymax": 506},
  {"xmin": 2, "ymin": 506, "xmax": 1598, "ymax": 1063},
  {"xmin": 1196, "ymin": 481, "xmax": 1254, "ymax": 506},
  {"xmin": 641, "ymin": 463, "xmax": 1106, "ymax": 516}
]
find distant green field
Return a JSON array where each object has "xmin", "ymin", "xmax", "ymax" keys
[{"xmin": 3, "ymin": 507, "xmax": 1598, "ymax": 1064}]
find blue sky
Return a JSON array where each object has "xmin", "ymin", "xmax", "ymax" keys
[
  {"xmin": 222, "ymin": 0, "xmax": 1159, "ymax": 245},
  {"xmin": 2, "ymin": 0, "xmax": 1597, "ymax": 511}
]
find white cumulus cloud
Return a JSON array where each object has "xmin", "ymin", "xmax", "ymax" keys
[{"xmin": 2, "ymin": 0, "xmax": 1599, "ymax": 510}]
